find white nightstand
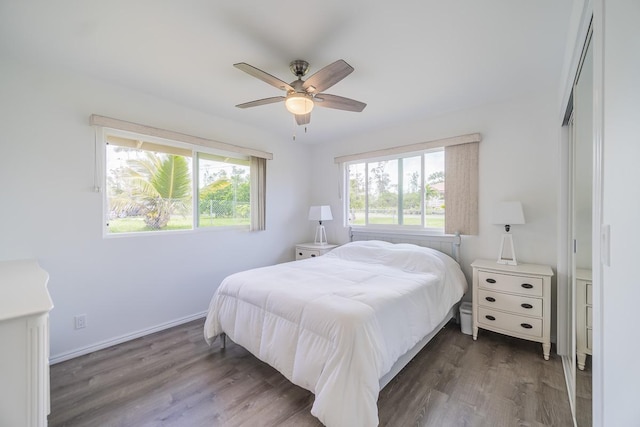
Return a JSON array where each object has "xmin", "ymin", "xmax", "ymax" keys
[
  {"xmin": 576, "ymin": 268, "xmax": 592, "ymax": 370},
  {"xmin": 471, "ymin": 259, "xmax": 554, "ymax": 360},
  {"xmin": 295, "ymin": 243, "xmax": 339, "ymax": 260}
]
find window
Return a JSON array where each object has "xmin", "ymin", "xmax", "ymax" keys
[
  {"xmin": 103, "ymin": 130, "xmax": 258, "ymax": 235},
  {"xmin": 347, "ymin": 149, "xmax": 445, "ymax": 230},
  {"xmin": 198, "ymin": 154, "xmax": 250, "ymax": 228},
  {"xmin": 338, "ymin": 133, "xmax": 480, "ymax": 235}
]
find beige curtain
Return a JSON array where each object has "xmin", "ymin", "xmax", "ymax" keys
[
  {"xmin": 250, "ymin": 156, "xmax": 267, "ymax": 231},
  {"xmin": 444, "ymin": 142, "xmax": 479, "ymax": 235}
]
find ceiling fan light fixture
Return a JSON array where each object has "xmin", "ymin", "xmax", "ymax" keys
[
  {"xmin": 285, "ymin": 93, "xmax": 314, "ymax": 115},
  {"xmin": 234, "ymin": 59, "xmax": 366, "ymax": 122}
]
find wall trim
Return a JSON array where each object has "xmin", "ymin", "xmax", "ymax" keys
[{"xmin": 50, "ymin": 311, "xmax": 207, "ymax": 364}]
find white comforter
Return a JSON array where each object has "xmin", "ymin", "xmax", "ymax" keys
[{"xmin": 203, "ymin": 240, "xmax": 467, "ymax": 427}]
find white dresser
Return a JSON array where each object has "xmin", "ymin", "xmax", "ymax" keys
[
  {"xmin": 295, "ymin": 243, "xmax": 339, "ymax": 260},
  {"xmin": 0, "ymin": 260, "xmax": 53, "ymax": 427},
  {"xmin": 576, "ymin": 268, "xmax": 592, "ymax": 370},
  {"xmin": 471, "ymin": 259, "xmax": 554, "ymax": 360}
]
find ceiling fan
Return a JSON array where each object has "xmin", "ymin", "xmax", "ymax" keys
[{"xmin": 234, "ymin": 59, "xmax": 366, "ymax": 126}]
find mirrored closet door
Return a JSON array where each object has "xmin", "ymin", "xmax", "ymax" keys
[{"xmin": 569, "ymin": 28, "xmax": 593, "ymax": 427}]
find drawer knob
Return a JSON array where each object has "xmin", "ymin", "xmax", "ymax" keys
[
  {"xmin": 520, "ymin": 323, "xmax": 533, "ymax": 329},
  {"xmin": 485, "ymin": 297, "xmax": 496, "ymax": 302},
  {"xmin": 485, "ymin": 278, "xmax": 497, "ymax": 284},
  {"xmin": 311, "ymin": 254, "xmax": 316, "ymax": 257},
  {"xmin": 485, "ymin": 315, "xmax": 496, "ymax": 321},
  {"xmin": 298, "ymin": 252, "xmax": 303, "ymax": 256},
  {"xmin": 521, "ymin": 283, "xmax": 533, "ymax": 289},
  {"xmin": 521, "ymin": 303, "xmax": 533, "ymax": 309}
]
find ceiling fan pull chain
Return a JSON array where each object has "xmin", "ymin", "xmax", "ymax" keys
[{"xmin": 292, "ymin": 115, "xmax": 297, "ymax": 141}]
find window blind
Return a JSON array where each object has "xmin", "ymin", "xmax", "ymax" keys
[
  {"xmin": 91, "ymin": 115, "xmax": 273, "ymax": 160},
  {"xmin": 334, "ymin": 133, "xmax": 480, "ymax": 164},
  {"xmin": 444, "ymin": 142, "xmax": 479, "ymax": 235},
  {"xmin": 250, "ymin": 156, "xmax": 267, "ymax": 231},
  {"xmin": 106, "ymin": 134, "xmax": 192, "ymax": 157}
]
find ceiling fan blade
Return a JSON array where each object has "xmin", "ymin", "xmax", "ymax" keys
[
  {"xmin": 314, "ymin": 93, "xmax": 366, "ymax": 112},
  {"xmin": 295, "ymin": 113, "xmax": 311, "ymax": 125},
  {"xmin": 234, "ymin": 63, "xmax": 295, "ymax": 92},
  {"xmin": 235, "ymin": 96, "xmax": 285, "ymax": 109},
  {"xmin": 303, "ymin": 60, "xmax": 354, "ymax": 94}
]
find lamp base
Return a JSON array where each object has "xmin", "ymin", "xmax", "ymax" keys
[
  {"xmin": 314, "ymin": 225, "xmax": 328, "ymax": 245},
  {"xmin": 497, "ymin": 233, "xmax": 518, "ymax": 265}
]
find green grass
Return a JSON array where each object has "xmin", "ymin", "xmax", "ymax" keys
[
  {"xmin": 109, "ymin": 213, "xmax": 442, "ymax": 233},
  {"xmin": 198, "ymin": 215, "xmax": 250, "ymax": 228},
  {"xmin": 351, "ymin": 214, "xmax": 445, "ymax": 228},
  {"xmin": 107, "ymin": 215, "xmax": 248, "ymax": 233}
]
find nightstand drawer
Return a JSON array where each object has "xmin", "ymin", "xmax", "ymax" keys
[
  {"xmin": 296, "ymin": 248, "xmax": 321, "ymax": 260},
  {"xmin": 586, "ymin": 282, "xmax": 593, "ymax": 305},
  {"xmin": 295, "ymin": 243, "xmax": 339, "ymax": 260},
  {"xmin": 477, "ymin": 307, "xmax": 543, "ymax": 338},
  {"xmin": 586, "ymin": 306, "xmax": 593, "ymax": 328},
  {"xmin": 478, "ymin": 271, "xmax": 543, "ymax": 297},
  {"xmin": 477, "ymin": 289, "xmax": 543, "ymax": 317}
]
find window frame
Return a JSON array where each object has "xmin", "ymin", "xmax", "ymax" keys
[
  {"xmin": 195, "ymin": 151, "xmax": 251, "ymax": 230},
  {"xmin": 344, "ymin": 147, "xmax": 445, "ymax": 233},
  {"xmin": 101, "ymin": 127, "xmax": 253, "ymax": 237}
]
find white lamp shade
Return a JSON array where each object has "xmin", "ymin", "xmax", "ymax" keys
[
  {"xmin": 308, "ymin": 205, "xmax": 333, "ymax": 222},
  {"xmin": 492, "ymin": 201, "xmax": 525, "ymax": 225}
]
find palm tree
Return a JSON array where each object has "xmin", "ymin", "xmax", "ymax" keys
[
  {"xmin": 111, "ymin": 152, "xmax": 191, "ymax": 229},
  {"xmin": 425, "ymin": 184, "xmax": 441, "ymax": 206},
  {"xmin": 425, "ymin": 184, "xmax": 440, "ymax": 200}
]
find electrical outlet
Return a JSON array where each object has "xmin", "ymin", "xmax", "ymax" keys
[{"xmin": 74, "ymin": 314, "xmax": 87, "ymax": 330}]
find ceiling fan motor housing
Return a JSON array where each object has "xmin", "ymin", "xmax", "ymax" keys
[{"xmin": 289, "ymin": 60, "xmax": 310, "ymax": 78}]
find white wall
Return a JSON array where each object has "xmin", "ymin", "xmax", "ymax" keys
[
  {"xmin": 0, "ymin": 56, "xmax": 312, "ymax": 361},
  {"xmin": 598, "ymin": 0, "xmax": 640, "ymax": 424},
  {"xmin": 310, "ymin": 91, "xmax": 560, "ymax": 285},
  {"xmin": 0, "ymin": 55, "xmax": 567, "ymax": 364}
]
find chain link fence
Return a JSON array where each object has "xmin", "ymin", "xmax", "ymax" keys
[{"xmin": 202, "ymin": 200, "xmax": 250, "ymax": 219}]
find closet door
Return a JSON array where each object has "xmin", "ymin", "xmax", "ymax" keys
[{"xmin": 572, "ymin": 31, "xmax": 593, "ymax": 427}]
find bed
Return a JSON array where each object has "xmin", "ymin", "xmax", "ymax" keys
[{"xmin": 203, "ymin": 229, "xmax": 467, "ymax": 427}]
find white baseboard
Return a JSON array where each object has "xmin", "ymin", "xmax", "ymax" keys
[{"xmin": 50, "ymin": 311, "xmax": 207, "ymax": 365}]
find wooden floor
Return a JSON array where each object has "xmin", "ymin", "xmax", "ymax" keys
[
  {"xmin": 575, "ymin": 358, "xmax": 593, "ymax": 426},
  {"xmin": 49, "ymin": 319, "xmax": 574, "ymax": 427}
]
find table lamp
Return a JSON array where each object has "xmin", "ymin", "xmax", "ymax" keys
[
  {"xmin": 492, "ymin": 201, "xmax": 525, "ymax": 265},
  {"xmin": 308, "ymin": 205, "xmax": 333, "ymax": 245}
]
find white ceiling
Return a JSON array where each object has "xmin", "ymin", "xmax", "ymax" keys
[{"xmin": 0, "ymin": 0, "xmax": 574, "ymax": 144}]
